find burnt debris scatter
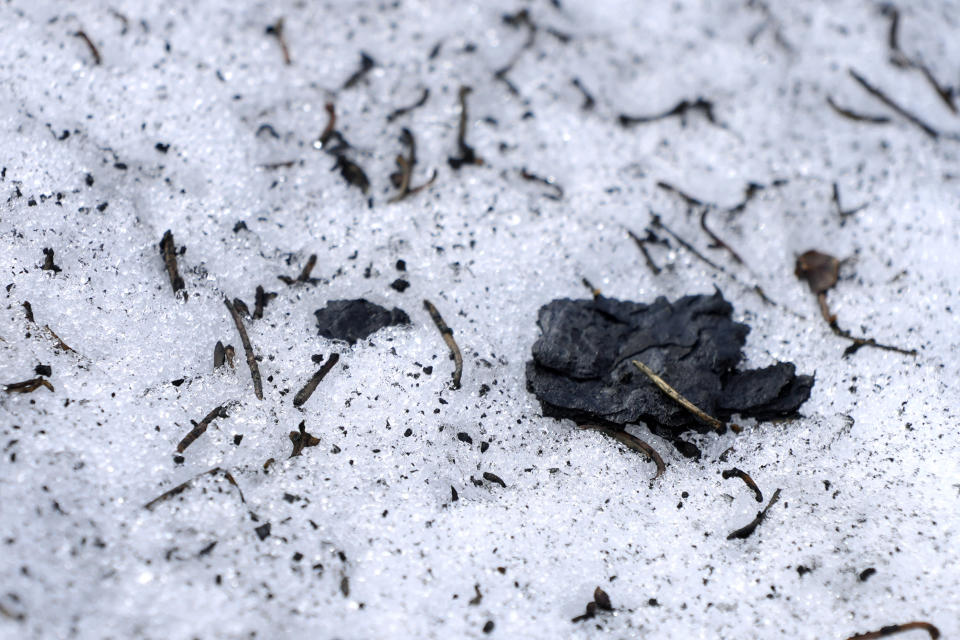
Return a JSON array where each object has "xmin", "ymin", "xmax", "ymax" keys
[
  {"xmin": 526, "ymin": 291, "xmax": 813, "ymax": 455},
  {"xmin": 315, "ymin": 299, "xmax": 410, "ymax": 345},
  {"xmin": 159, "ymin": 230, "xmax": 187, "ymax": 300},
  {"xmin": 795, "ymin": 250, "xmax": 916, "ymax": 356}
]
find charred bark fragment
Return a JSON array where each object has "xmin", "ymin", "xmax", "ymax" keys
[{"xmin": 526, "ymin": 292, "xmax": 813, "ymax": 453}]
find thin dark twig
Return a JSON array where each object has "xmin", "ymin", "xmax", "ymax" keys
[
  {"xmin": 722, "ymin": 467, "xmax": 764, "ymax": 502},
  {"xmin": 343, "ymin": 52, "xmax": 375, "ymax": 90},
  {"xmin": 176, "ymin": 404, "xmax": 232, "ymax": 453},
  {"xmin": 423, "ymin": 299, "xmax": 462, "ymax": 390},
  {"xmin": 626, "ymin": 229, "xmax": 661, "ymax": 275},
  {"xmin": 519, "ymin": 168, "xmax": 563, "ymax": 200},
  {"xmin": 620, "ymin": 99, "xmax": 717, "ymax": 127},
  {"xmin": 159, "ymin": 230, "xmax": 187, "ymax": 300},
  {"xmin": 387, "ymin": 88, "xmax": 431, "ymax": 122},
  {"xmin": 650, "ymin": 214, "xmax": 722, "ymax": 271},
  {"xmin": 700, "ymin": 209, "xmax": 745, "ymax": 265},
  {"xmin": 571, "ymin": 77, "xmax": 596, "ymax": 110},
  {"xmin": 4, "ymin": 378, "xmax": 55, "ymax": 394},
  {"xmin": 882, "ymin": 5, "xmax": 956, "ymax": 114},
  {"xmin": 390, "ymin": 128, "xmax": 437, "ymax": 203},
  {"xmin": 727, "ymin": 488, "xmax": 782, "ymax": 540},
  {"xmin": 265, "ymin": 18, "xmax": 291, "ymax": 65},
  {"xmin": 826, "ymin": 96, "xmax": 891, "ymax": 124},
  {"xmin": 293, "ymin": 353, "xmax": 340, "ymax": 408},
  {"xmin": 144, "ymin": 467, "xmax": 245, "ymax": 510},
  {"xmin": 848, "ymin": 68, "xmax": 939, "ymax": 139},
  {"xmin": 224, "ymin": 298, "xmax": 263, "ymax": 400},
  {"xmin": 253, "ymin": 285, "xmax": 276, "ymax": 319},
  {"xmin": 448, "ymin": 86, "xmax": 482, "ymax": 169},
  {"xmin": 844, "ymin": 621, "xmax": 940, "ymax": 640},
  {"xmin": 74, "ymin": 31, "xmax": 101, "ymax": 65},
  {"xmin": 579, "ymin": 424, "xmax": 665, "ymax": 479},
  {"xmin": 832, "ymin": 182, "xmax": 867, "ymax": 220}
]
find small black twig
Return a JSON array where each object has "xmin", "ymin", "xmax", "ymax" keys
[
  {"xmin": 224, "ymin": 297, "xmax": 263, "ymax": 400},
  {"xmin": 293, "ymin": 353, "xmax": 340, "ymax": 408},
  {"xmin": 177, "ymin": 404, "xmax": 231, "ymax": 453},
  {"xmin": 700, "ymin": 209, "xmax": 745, "ymax": 265},
  {"xmin": 722, "ymin": 467, "xmax": 764, "ymax": 502},
  {"xmin": 580, "ymin": 424, "xmax": 665, "ymax": 480},
  {"xmin": 265, "ymin": 18, "xmax": 291, "ymax": 65},
  {"xmin": 144, "ymin": 467, "xmax": 245, "ymax": 510},
  {"xmin": 832, "ymin": 183, "xmax": 867, "ymax": 220},
  {"xmin": 159, "ymin": 230, "xmax": 187, "ymax": 301},
  {"xmin": 4, "ymin": 377, "xmax": 55, "ymax": 394},
  {"xmin": 387, "ymin": 88, "xmax": 431, "ymax": 122},
  {"xmin": 620, "ymin": 98, "xmax": 717, "ymax": 128},
  {"xmin": 571, "ymin": 77, "xmax": 596, "ymax": 111},
  {"xmin": 423, "ymin": 299, "xmax": 462, "ymax": 390},
  {"xmin": 389, "ymin": 128, "xmax": 437, "ymax": 203},
  {"xmin": 74, "ymin": 30, "xmax": 101, "ymax": 65},
  {"xmin": 848, "ymin": 68, "xmax": 939, "ymax": 139},
  {"xmin": 826, "ymin": 96, "xmax": 892, "ymax": 124},
  {"xmin": 727, "ymin": 488, "xmax": 782, "ymax": 540},
  {"xmin": 844, "ymin": 621, "xmax": 940, "ymax": 640},
  {"xmin": 519, "ymin": 168, "xmax": 563, "ymax": 200},
  {"xmin": 343, "ymin": 52, "xmax": 375, "ymax": 90},
  {"xmin": 626, "ymin": 229, "xmax": 662, "ymax": 276},
  {"xmin": 448, "ymin": 86, "xmax": 482, "ymax": 169},
  {"xmin": 253, "ymin": 285, "xmax": 276, "ymax": 319}
]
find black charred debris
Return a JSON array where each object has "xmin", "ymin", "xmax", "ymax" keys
[
  {"xmin": 315, "ymin": 299, "xmax": 410, "ymax": 345},
  {"xmin": 526, "ymin": 291, "xmax": 813, "ymax": 456}
]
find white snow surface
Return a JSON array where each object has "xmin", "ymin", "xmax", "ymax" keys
[{"xmin": 1, "ymin": 0, "xmax": 959, "ymax": 638}]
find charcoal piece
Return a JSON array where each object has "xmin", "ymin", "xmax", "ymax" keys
[
  {"xmin": 315, "ymin": 299, "xmax": 410, "ymax": 345},
  {"xmin": 525, "ymin": 291, "xmax": 813, "ymax": 445}
]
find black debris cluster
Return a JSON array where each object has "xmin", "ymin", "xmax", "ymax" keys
[{"xmin": 526, "ymin": 291, "xmax": 813, "ymax": 450}]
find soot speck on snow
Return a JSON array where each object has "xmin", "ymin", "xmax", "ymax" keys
[
  {"xmin": 315, "ymin": 299, "xmax": 410, "ymax": 345},
  {"xmin": 525, "ymin": 291, "xmax": 813, "ymax": 452}
]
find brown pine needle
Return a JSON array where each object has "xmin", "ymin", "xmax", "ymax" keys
[
  {"xmin": 632, "ymin": 359, "xmax": 728, "ymax": 433},
  {"xmin": 224, "ymin": 298, "xmax": 264, "ymax": 399},
  {"xmin": 580, "ymin": 424, "xmax": 665, "ymax": 479},
  {"xmin": 424, "ymin": 299, "xmax": 462, "ymax": 390}
]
